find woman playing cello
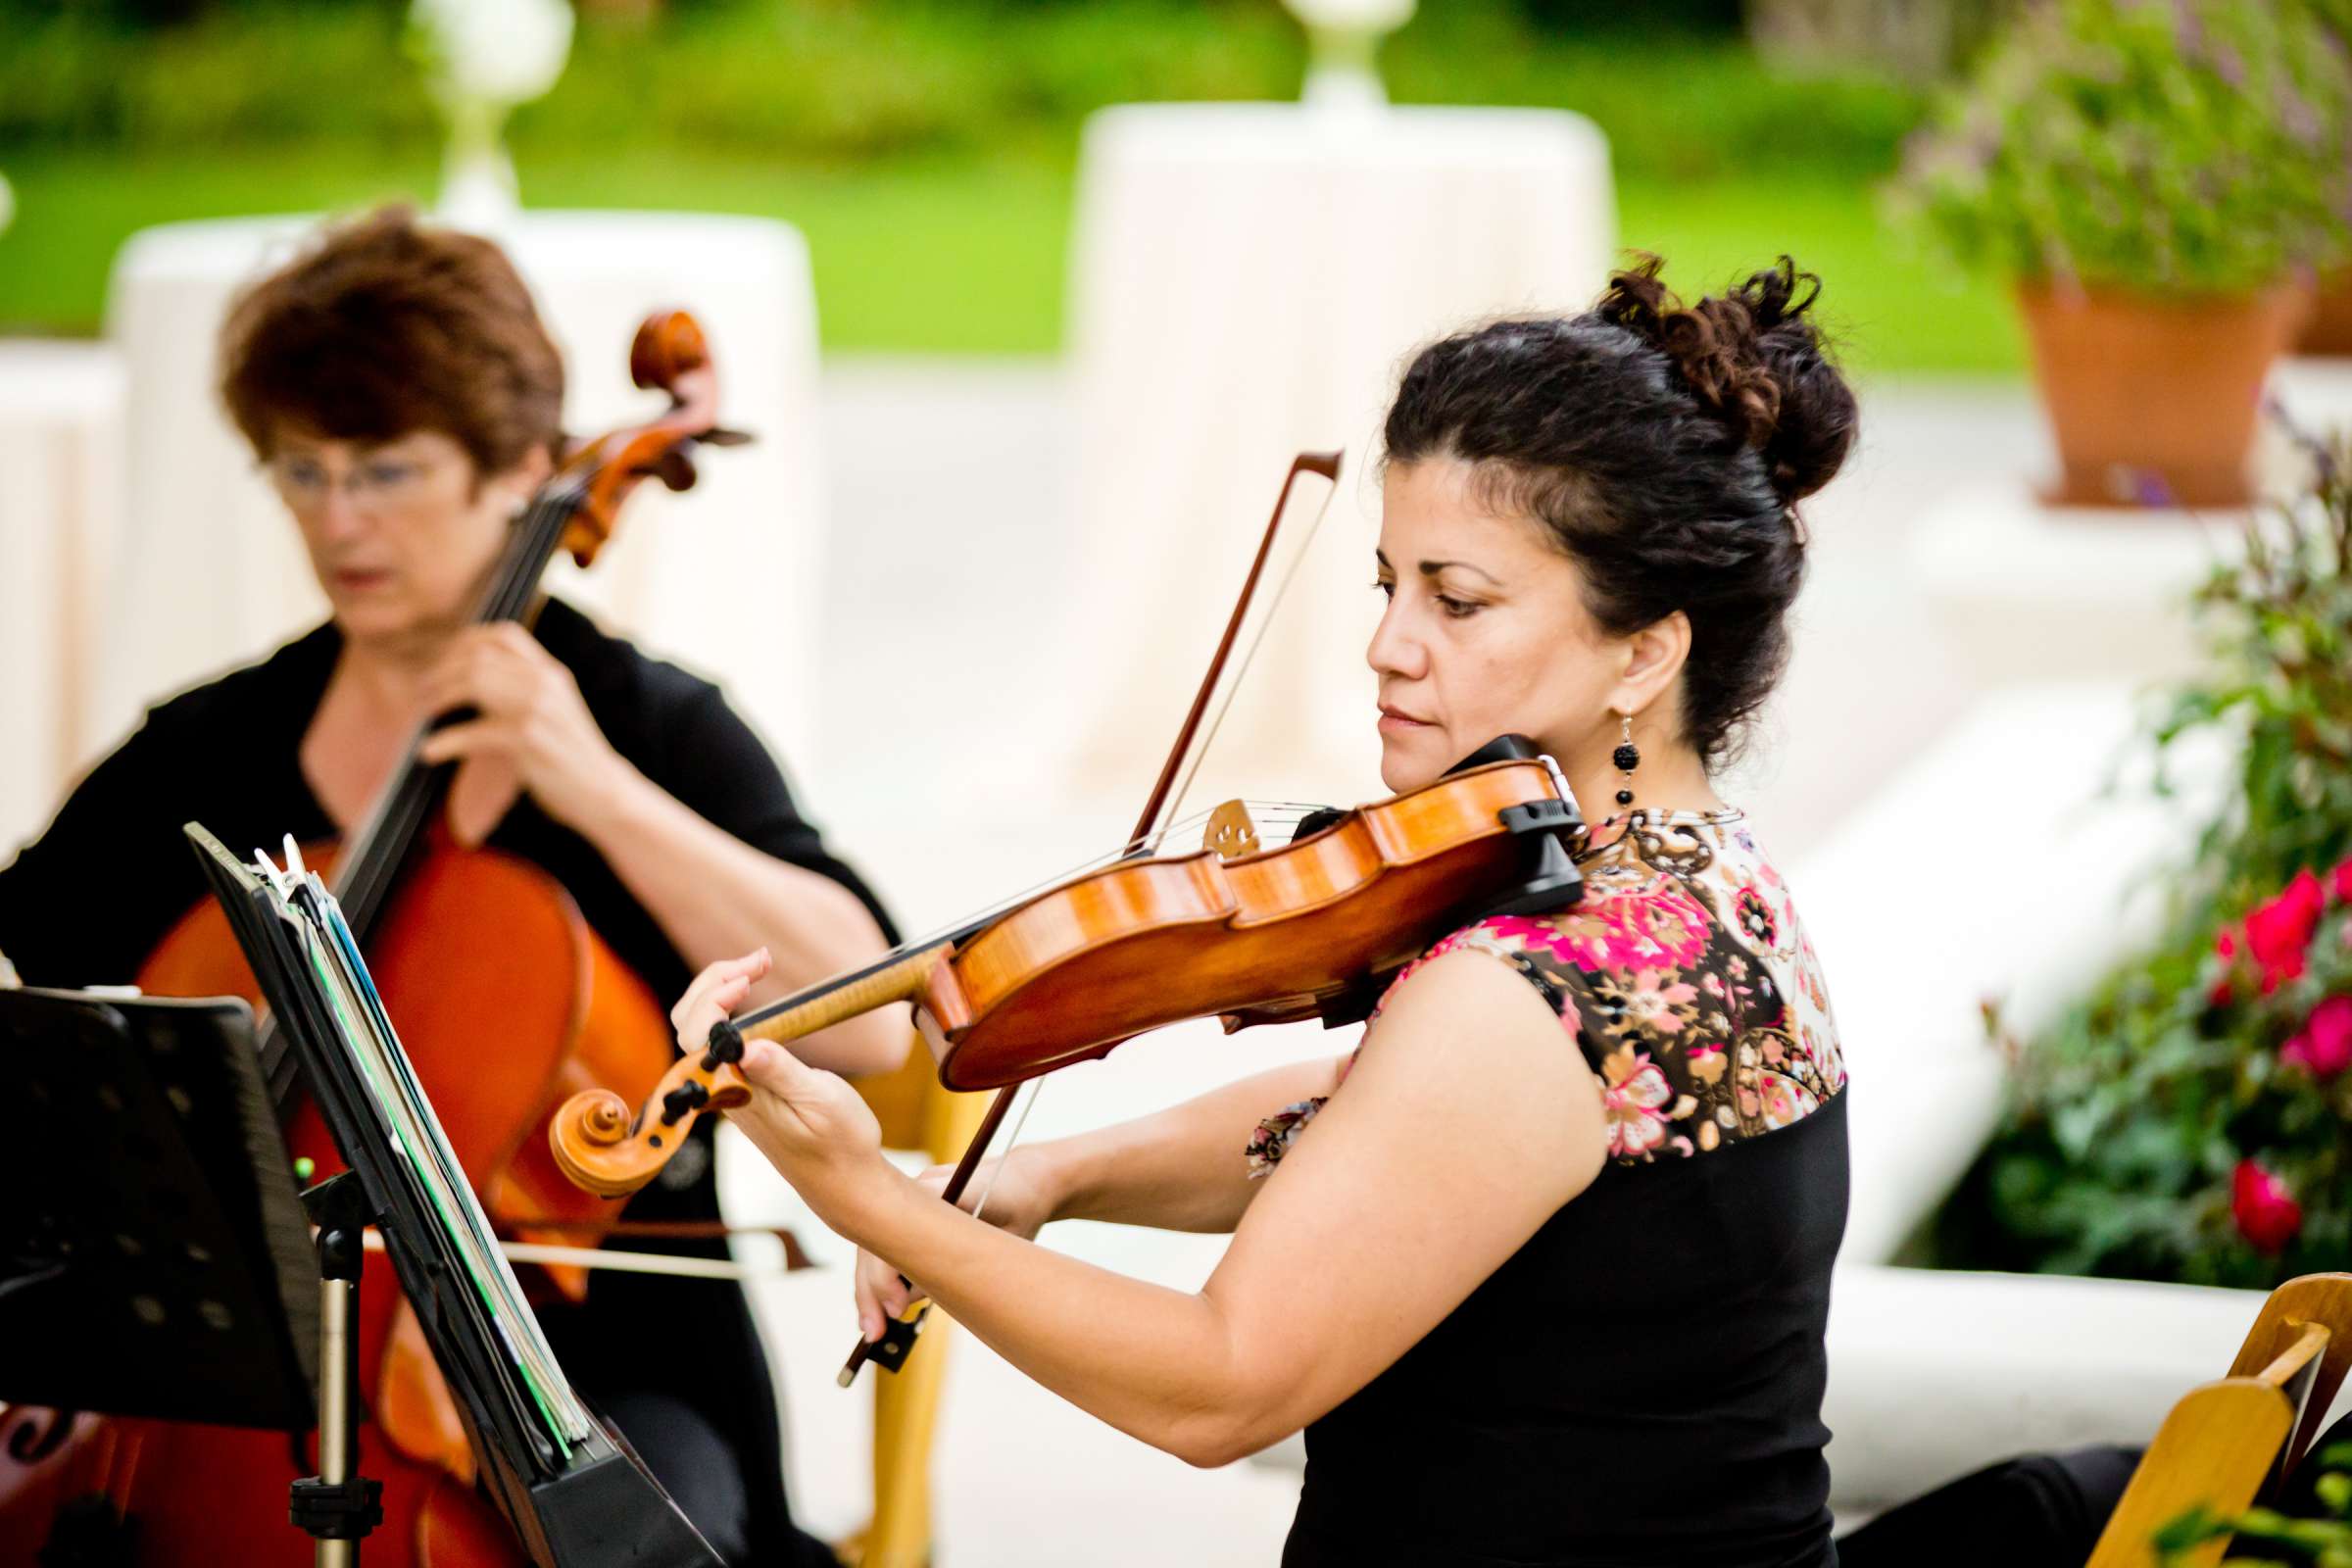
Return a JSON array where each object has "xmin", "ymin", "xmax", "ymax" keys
[
  {"xmin": 677, "ymin": 257, "xmax": 1859, "ymax": 1567},
  {"xmin": 0, "ymin": 206, "xmax": 901, "ymax": 1565}
]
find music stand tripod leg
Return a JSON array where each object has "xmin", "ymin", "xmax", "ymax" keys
[{"xmin": 288, "ymin": 1174, "xmax": 383, "ymax": 1566}]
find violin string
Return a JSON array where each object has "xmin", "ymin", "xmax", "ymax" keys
[
  {"xmin": 730, "ymin": 798, "xmax": 1337, "ymax": 1036},
  {"xmin": 733, "ymin": 800, "xmax": 1240, "ymax": 1030},
  {"xmin": 964, "ymin": 470, "xmax": 1343, "ymax": 1232},
  {"xmin": 1152, "ymin": 472, "xmax": 1343, "ymax": 846}
]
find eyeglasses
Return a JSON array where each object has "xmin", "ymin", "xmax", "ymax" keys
[{"xmin": 265, "ymin": 452, "xmax": 441, "ymax": 513}]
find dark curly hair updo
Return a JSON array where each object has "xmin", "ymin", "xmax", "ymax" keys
[{"xmin": 1382, "ymin": 254, "xmax": 1857, "ymax": 768}]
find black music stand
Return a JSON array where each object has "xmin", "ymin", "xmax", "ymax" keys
[
  {"xmin": 184, "ymin": 826, "xmax": 721, "ymax": 1568},
  {"xmin": 0, "ymin": 987, "xmax": 381, "ymax": 1564}
]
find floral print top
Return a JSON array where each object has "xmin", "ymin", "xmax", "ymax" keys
[{"xmin": 1247, "ymin": 807, "xmax": 1845, "ymax": 1173}]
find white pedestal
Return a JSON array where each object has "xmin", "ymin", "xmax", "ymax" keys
[
  {"xmin": 0, "ymin": 341, "xmax": 125, "ymax": 851},
  {"xmin": 1819, "ymin": 1264, "xmax": 2269, "ymax": 1522},
  {"xmin": 98, "ymin": 210, "xmax": 828, "ymax": 771},
  {"xmin": 1057, "ymin": 102, "xmax": 1615, "ymax": 802},
  {"xmin": 1906, "ymin": 482, "xmax": 2245, "ymax": 689}
]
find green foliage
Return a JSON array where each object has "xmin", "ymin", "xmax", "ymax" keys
[
  {"xmin": 1942, "ymin": 439, "xmax": 2352, "ymax": 1289},
  {"xmin": 2158, "ymin": 1446, "xmax": 2352, "ymax": 1564},
  {"xmin": 1888, "ymin": 0, "xmax": 2352, "ymax": 294},
  {"xmin": 0, "ymin": 1, "xmax": 1925, "ymax": 185}
]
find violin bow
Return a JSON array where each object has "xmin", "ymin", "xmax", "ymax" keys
[{"xmin": 838, "ymin": 450, "xmax": 1344, "ymax": 1386}]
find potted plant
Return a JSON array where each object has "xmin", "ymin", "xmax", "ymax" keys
[
  {"xmin": 2300, "ymin": 4, "xmax": 2352, "ymax": 356},
  {"xmin": 1892, "ymin": 0, "xmax": 2352, "ymax": 509}
]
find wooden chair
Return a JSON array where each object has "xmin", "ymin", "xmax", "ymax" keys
[
  {"xmin": 834, "ymin": 1035, "xmax": 993, "ymax": 1568},
  {"xmin": 2086, "ymin": 1273, "xmax": 2352, "ymax": 1567}
]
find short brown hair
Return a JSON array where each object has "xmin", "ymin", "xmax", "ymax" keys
[{"xmin": 220, "ymin": 205, "xmax": 564, "ymax": 475}]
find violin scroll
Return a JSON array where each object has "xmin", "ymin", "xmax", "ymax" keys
[
  {"xmin": 549, "ymin": 1052, "xmax": 752, "ymax": 1200},
  {"xmin": 551, "ymin": 944, "xmax": 958, "ymax": 1198}
]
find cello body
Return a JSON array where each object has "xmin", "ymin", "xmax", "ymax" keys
[{"xmin": 0, "ymin": 844, "xmax": 673, "ymax": 1566}]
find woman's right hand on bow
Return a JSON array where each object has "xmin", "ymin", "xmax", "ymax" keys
[{"xmin": 853, "ymin": 1149, "xmax": 1057, "ymax": 1344}]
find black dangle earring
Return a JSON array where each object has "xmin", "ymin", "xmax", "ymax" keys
[{"xmin": 1612, "ymin": 713, "xmax": 1641, "ymax": 814}]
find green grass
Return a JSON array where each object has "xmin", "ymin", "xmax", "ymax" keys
[
  {"xmin": 522, "ymin": 153, "xmax": 1074, "ymax": 357},
  {"xmin": 1619, "ymin": 176, "xmax": 2026, "ymax": 375},
  {"xmin": 0, "ymin": 146, "xmax": 1075, "ymax": 356},
  {"xmin": 0, "ymin": 146, "xmax": 2021, "ymax": 371}
]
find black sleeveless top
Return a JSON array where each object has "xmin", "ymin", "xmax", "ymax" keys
[
  {"xmin": 1252, "ymin": 810, "xmax": 1849, "ymax": 1568},
  {"xmin": 0, "ymin": 598, "xmax": 894, "ymax": 1563}
]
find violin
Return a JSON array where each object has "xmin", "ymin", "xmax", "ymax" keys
[
  {"xmin": 552, "ymin": 744, "xmax": 1584, "ymax": 1172},
  {"xmin": 547, "ymin": 452, "xmax": 1590, "ymax": 1384},
  {"xmin": 0, "ymin": 314, "xmax": 744, "ymax": 1568}
]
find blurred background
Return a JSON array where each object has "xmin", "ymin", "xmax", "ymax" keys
[
  {"xmin": 12, "ymin": 0, "xmax": 2352, "ymax": 1562},
  {"xmin": 0, "ymin": 0, "xmax": 2010, "ymax": 362}
]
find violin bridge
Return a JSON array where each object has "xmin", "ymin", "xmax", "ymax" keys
[{"xmin": 1204, "ymin": 800, "xmax": 1262, "ymax": 859}]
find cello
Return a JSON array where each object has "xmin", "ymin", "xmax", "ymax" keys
[{"xmin": 0, "ymin": 312, "xmax": 739, "ymax": 1566}]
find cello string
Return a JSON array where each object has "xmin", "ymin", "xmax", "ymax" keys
[
  {"xmin": 330, "ymin": 478, "xmax": 587, "ymax": 935},
  {"xmin": 265, "ymin": 485, "xmax": 593, "ymax": 1102}
]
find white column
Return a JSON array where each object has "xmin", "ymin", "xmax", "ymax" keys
[{"xmin": 1058, "ymin": 102, "xmax": 1614, "ymax": 803}]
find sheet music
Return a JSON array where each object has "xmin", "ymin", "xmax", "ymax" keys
[
  {"xmin": 231, "ymin": 844, "xmax": 600, "ymax": 1459},
  {"xmin": 298, "ymin": 879, "xmax": 592, "ymax": 1452}
]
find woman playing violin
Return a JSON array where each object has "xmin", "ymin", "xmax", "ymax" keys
[
  {"xmin": 0, "ymin": 207, "xmax": 901, "ymax": 1565},
  {"xmin": 676, "ymin": 257, "xmax": 1859, "ymax": 1567}
]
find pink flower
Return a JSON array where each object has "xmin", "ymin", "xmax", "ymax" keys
[
  {"xmin": 1622, "ymin": 968, "xmax": 1699, "ymax": 1033},
  {"xmin": 1597, "ymin": 1049, "xmax": 1673, "ymax": 1158},
  {"xmin": 2282, "ymin": 995, "xmax": 2352, "ymax": 1079},
  {"xmin": 1746, "ymin": 1070, "xmax": 1822, "ymax": 1131},
  {"xmin": 2330, "ymin": 856, "xmax": 2352, "ymax": 906},
  {"xmin": 2208, "ymin": 923, "xmax": 2242, "ymax": 1006},
  {"xmin": 1497, "ymin": 884, "xmax": 1715, "ymax": 974},
  {"xmin": 2246, "ymin": 869, "xmax": 2327, "ymax": 992},
  {"xmin": 2232, "ymin": 1159, "xmax": 2303, "ymax": 1255}
]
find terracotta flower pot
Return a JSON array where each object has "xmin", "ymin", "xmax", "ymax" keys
[
  {"xmin": 2015, "ymin": 281, "xmax": 2310, "ymax": 509},
  {"xmin": 2298, "ymin": 270, "xmax": 2352, "ymax": 356}
]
